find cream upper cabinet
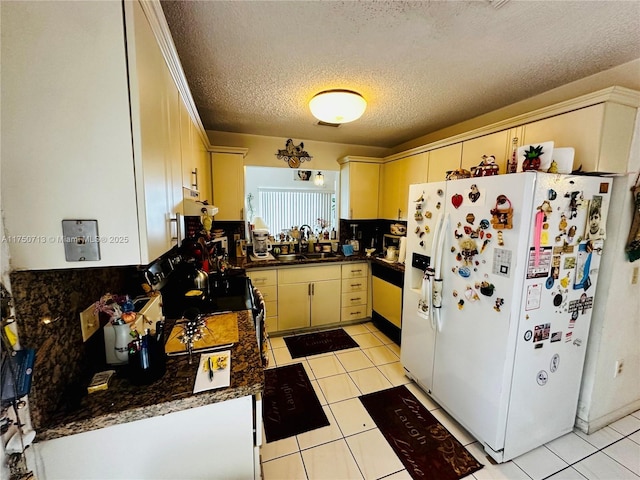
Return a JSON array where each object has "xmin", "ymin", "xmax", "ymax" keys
[
  {"xmin": 379, "ymin": 153, "xmax": 428, "ymax": 220},
  {"xmin": 339, "ymin": 157, "xmax": 381, "ymax": 219},
  {"xmin": 522, "ymin": 103, "xmax": 637, "ymax": 173},
  {"xmin": 460, "ymin": 129, "xmax": 517, "ymax": 175},
  {"xmin": 127, "ymin": 0, "xmax": 185, "ymax": 262},
  {"xmin": 212, "ymin": 149, "xmax": 247, "ymax": 221},
  {"xmin": 427, "ymin": 143, "xmax": 462, "ymax": 182},
  {"xmin": 1, "ymin": 0, "xmax": 187, "ymax": 269},
  {"xmin": 180, "ymin": 102, "xmax": 211, "ymax": 202}
]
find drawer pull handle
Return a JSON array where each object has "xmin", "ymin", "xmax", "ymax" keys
[
  {"xmin": 351, "ymin": 311, "xmax": 361, "ymax": 316},
  {"xmin": 351, "ymin": 283, "xmax": 362, "ymax": 287}
]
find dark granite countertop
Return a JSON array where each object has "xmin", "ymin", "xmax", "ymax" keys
[{"xmin": 36, "ymin": 310, "xmax": 264, "ymax": 442}]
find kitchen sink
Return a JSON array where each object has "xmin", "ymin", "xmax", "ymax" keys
[
  {"xmin": 275, "ymin": 253, "xmax": 305, "ymax": 261},
  {"xmin": 303, "ymin": 252, "xmax": 338, "ymax": 260}
]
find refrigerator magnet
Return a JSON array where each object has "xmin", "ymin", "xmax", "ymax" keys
[
  {"xmin": 468, "ymin": 184, "xmax": 481, "ymax": 203},
  {"xmin": 524, "ymin": 330, "xmax": 533, "ymax": 341},
  {"xmin": 493, "ymin": 298, "xmax": 504, "ymax": 312},
  {"xmin": 490, "ymin": 195, "xmax": 513, "ymax": 229},
  {"xmin": 525, "ymin": 284, "xmax": 542, "ymax": 310},
  {"xmin": 550, "ymin": 332, "xmax": 562, "ymax": 343},
  {"xmin": 536, "ymin": 370, "xmax": 548, "ymax": 386}
]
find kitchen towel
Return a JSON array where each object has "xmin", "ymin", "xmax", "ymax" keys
[{"xmin": 398, "ymin": 236, "xmax": 407, "ymax": 264}]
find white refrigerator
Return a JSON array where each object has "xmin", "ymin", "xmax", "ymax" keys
[{"xmin": 400, "ymin": 172, "xmax": 612, "ymax": 462}]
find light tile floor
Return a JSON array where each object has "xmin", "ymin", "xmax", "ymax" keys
[{"xmin": 260, "ymin": 322, "xmax": 640, "ymax": 480}]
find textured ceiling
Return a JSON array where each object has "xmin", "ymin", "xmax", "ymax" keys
[{"xmin": 161, "ymin": 1, "xmax": 640, "ymax": 149}]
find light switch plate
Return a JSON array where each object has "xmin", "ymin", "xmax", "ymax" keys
[
  {"xmin": 80, "ymin": 304, "xmax": 100, "ymax": 342},
  {"xmin": 62, "ymin": 219, "xmax": 101, "ymax": 261}
]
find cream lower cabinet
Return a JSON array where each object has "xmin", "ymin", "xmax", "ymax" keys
[
  {"xmin": 277, "ymin": 265, "xmax": 341, "ymax": 331},
  {"xmin": 341, "ymin": 262, "xmax": 369, "ymax": 322},
  {"xmin": 247, "ymin": 269, "xmax": 278, "ymax": 333}
]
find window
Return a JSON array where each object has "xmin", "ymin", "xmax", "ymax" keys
[
  {"xmin": 259, "ymin": 188, "xmax": 335, "ymax": 235},
  {"xmin": 245, "ymin": 167, "xmax": 337, "ymax": 237}
]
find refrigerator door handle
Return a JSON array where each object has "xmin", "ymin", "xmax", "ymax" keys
[{"xmin": 434, "ymin": 213, "xmax": 450, "ymax": 332}]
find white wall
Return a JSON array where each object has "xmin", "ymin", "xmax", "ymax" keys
[{"xmin": 576, "ymin": 110, "xmax": 640, "ymax": 433}]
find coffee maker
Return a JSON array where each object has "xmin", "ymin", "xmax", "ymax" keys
[{"xmin": 251, "ymin": 229, "xmax": 272, "ymax": 259}]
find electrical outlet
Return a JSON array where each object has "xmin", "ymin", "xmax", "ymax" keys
[
  {"xmin": 80, "ymin": 304, "xmax": 100, "ymax": 342},
  {"xmin": 614, "ymin": 359, "xmax": 624, "ymax": 377}
]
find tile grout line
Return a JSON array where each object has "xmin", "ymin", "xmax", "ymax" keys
[{"xmin": 539, "ymin": 427, "xmax": 640, "ymax": 480}]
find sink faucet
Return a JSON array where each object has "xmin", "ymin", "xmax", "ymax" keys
[{"xmin": 299, "ymin": 225, "xmax": 312, "ymax": 241}]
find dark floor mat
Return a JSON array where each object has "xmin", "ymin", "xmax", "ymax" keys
[
  {"xmin": 262, "ymin": 363, "xmax": 329, "ymax": 442},
  {"xmin": 283, "ymin": 328, "xmax": 359, "ymax": 358},
  {"xmin": 360, "ymin": 385, "xmax": 483, "ymax": 480}
]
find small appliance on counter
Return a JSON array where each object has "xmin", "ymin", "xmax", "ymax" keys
[
  {"xmin": 382, "ymin": 233, "xmax": 404, "ymax": 260},
  {"xmin": 251, "ymin": 229, "xmax": 272, "ymax": 259}
]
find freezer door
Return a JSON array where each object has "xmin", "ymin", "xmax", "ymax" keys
[
  {"xmin": 430, "ymin": 173, "xmax": 536, "ymax": 454},
  {"xmin": 401, "ymin": 182, "xmax": 446, "ymax": 392}
]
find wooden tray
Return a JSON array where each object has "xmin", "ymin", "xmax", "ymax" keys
[{"xmin": 165, "ymin": 312, "xmax": 239, "ymax": 356}]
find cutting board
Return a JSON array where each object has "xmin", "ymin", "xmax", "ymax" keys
[{"xmin": 165, "ymin": 312, "xmax": 239, "ymax": 355}]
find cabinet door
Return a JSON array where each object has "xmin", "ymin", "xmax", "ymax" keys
[
  {"xmin": 277, "ymin": 283, "xmax": 310, "ymax": 330},
  {"xmin": 212, "ymin": 152, "xmax": 245, "ymax": 220},
  {"xmin": 180, "ymin": 104, "xmax": 212, "ymax": 202},
  {"xmin": 310, "ymin": 280, "xmax": 342, "ymax": 327},
  {"xmin": 427, "ymin": 143, "xmax": 462, "ymax": 182},
  {"xmin": 1, "ymin": 1, "xmax": 142, "ymax": 270},
  {"xmin": 523, "ymin": 105, "xmax": 605, "ymax": 173},
  {"xmin": 378, "ymin": 160, "xmax": 404, "ymax": 220},
  {"xmin": 461, "ymin": 130, "xmax": 513, "ymax": 175},
  {"xmin": 346, "ymin": 162, "xmax": 380, "ymax": 219}
]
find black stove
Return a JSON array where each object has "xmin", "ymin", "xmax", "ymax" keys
[
  {"xmin": 141, "ymin": 247, "xmax": 253, "ymax": 320},
  {"xmin": 159, "ymin": 264, "xmax": 253, "ymax": 319}
]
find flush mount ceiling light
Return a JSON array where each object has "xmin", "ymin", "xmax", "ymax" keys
[{"xmin": 309, "ymin": 90, "xmax": 367, "ymax": 124}]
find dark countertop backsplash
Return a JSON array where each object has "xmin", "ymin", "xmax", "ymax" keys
[{"xmin": 9, "ymin": 266, "xmax": 141, "ymax": 430}]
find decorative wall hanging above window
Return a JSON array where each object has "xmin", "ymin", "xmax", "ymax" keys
[{"xmin": 276, "ymin": 139, "xmax": 313, "ymax": 168}]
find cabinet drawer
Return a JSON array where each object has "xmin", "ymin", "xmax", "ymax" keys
[
  {"xmin": 341, "ymin": 305, "xmax": 367, "ymax": 322},
  {"xmin": 278, "ymin": 265, "xmax": 341, "ymax": 284},
  {"xmin": 258, "ymin": 285, "xmax": 277, "ymax": 303},
  {"xmin": 342, "ymin": 278, "xmax": 367, "ymax": 293},
  {"xmin": 247, "ymin": 269, "xmax": 277, "ymax": 287},
  {"xmin": 342, "ymin": 263, "xmax": 368, "ymax": 279},
  {"xmin": 341, "ymin": 291, "xmax": 367, "ymax": 307}
]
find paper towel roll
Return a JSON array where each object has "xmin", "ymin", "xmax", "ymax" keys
[{"xmin": 398, "ymin": 237, "xmax": 407, "ymax": 264}]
